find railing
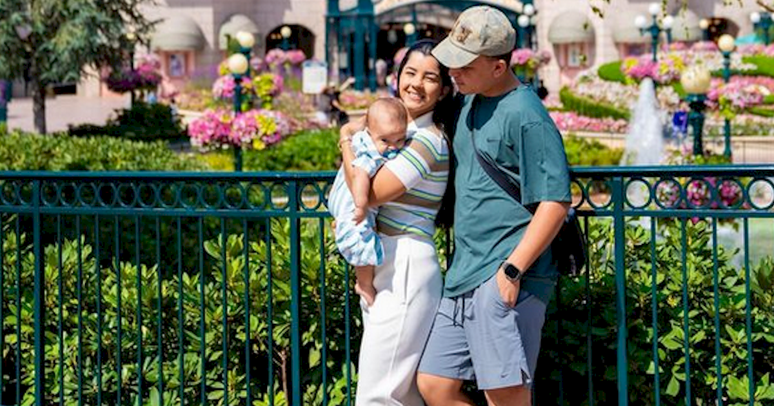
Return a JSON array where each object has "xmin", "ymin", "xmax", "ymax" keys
[{"xmin": 0, "ymin": 167, "xmax": 772, "ymax": 406}]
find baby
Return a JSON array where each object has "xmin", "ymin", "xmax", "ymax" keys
[{"xmin": 329, "ymin": 98, "xmax": 408, "ymax": 306}]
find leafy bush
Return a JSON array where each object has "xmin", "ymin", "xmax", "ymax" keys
[
  {"xmin": 4, "ymin": 219, "xmax": 357, "ymax": 406},
  {"xmin": 68, "ymin": 102, "xmax": 186, "ymax": 142},
  {"xmin": 539, "ymin": 219, "xmax": 774, "ymax": 405},
  {"xmin": 0, "ymin": 130, "xmax": 206, "ymax": 171},
  {"xmin": 564, "ymin": 135, "xmax": 624, "ymax": 166},
  {"xmin": 560, "ymin": 87, "xmax": 631, "ymax": 121},
  {"xmin": 598, "ymin": 61, "xmax": 627, "ymax": 83},
  {"xmin": 213, "ymin": 128, "xmax": 340, "ymax": 172},
  {"xmin": 5, "ymin": 212, "xmax": 773, "ymax": 405}
]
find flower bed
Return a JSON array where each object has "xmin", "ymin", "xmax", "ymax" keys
[
  {"xmin": 188, "ymin": 109, "xmax": 292, "ymax": 151},
  {"xmin": 572, "ymin": 71, "xmax": 682, "ymax": 111},
  {"xmin": 707, "ymin": 76, "xmax": 774, "ymax": 114},
  {"xmin": 550, "ymin": 111, "xmax": 628, "ymax": 134},
  {"xmin": 622, "ymin": 50, "xmax": 756, "ymax": 85}
]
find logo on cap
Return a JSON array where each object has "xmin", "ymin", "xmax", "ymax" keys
[{"xmin": 455, "ymin": 24, "xmax": 473, "ymax": 44}]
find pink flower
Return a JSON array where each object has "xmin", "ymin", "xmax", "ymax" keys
[
  {"xmin": 212, "ymin": 75, "xmax": 252, "ymax": 100},
  {"xmin": 511, "ymin": 49, "xmax": 534, "ymax": 66},
  {"xmin": 691, "ymin": 41, "xmax": 718, "ymax": 53},
  {"xmin": 286, "ymin": 50, "xmax": 307, "ymax": 65},
  {"xmin": 707, "ymin": 76, "xmax": 769, "ymax": 110},
  {"xmin": 265, "ymin": 49, "xmax": 287, "ymax": 66},
  {"xmin": 250, "ymin": 57, "xmax": 266, "ymax": 72},
  {"xmin": 188, "ymin": 109, "xmax": 293, "ymax": 150},
  {"xmin": 668, "ymin": 42, "xmax": 688, "ymax": 52},
  {"xmin": 272, "ymin": 74, "xmax": 284, "ymax": 95},
  {"xmin": 549, "ymin": 111, "xmax": 628, "ymax": 133}
]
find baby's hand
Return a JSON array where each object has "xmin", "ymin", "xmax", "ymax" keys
[{"xmin": 353, "ymin": 207, "xmax": 367, "ymax": 224}]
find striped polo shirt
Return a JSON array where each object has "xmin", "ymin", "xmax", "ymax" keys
[{"xmin": 377, "ymin": 112, "xmax": 449, "ymax": 239}]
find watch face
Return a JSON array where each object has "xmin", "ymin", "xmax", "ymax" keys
[{"xmin": 504, "ymin": 263, "xmax": 520, "ymax": 278}]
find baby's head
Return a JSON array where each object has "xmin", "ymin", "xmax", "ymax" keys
[{"xmin": 365, "ymin": 98, "xmax": 408, "ymax": 157}]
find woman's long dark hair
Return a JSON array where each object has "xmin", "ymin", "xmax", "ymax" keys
[{"xmin": 395, "ymin": 39, "xmax": 458, "ymax": 229}]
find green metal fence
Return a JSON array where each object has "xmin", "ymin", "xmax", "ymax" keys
[{"xmin": 0, "ymin": 167, "xmax": 771, "ymax": 406}]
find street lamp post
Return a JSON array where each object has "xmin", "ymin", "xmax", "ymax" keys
[
  {"xmin": 635, "ymin": 3, "xmax": 673, "ymax": 63},
  {"xmin": 0, "ymin": 80, "xmax": 9, "ymax": 125},
  {"xmin": 718, "ymin": 34, "xmax": 736, "ymax": 159},
  {"xmin": 517, "ymin": 3, "xmax": 538, "ymax": 50},
  {"xmin": 680, "ymin": 66, "xmax": 712, "ymax": 156},
  {"xmin": 699, "ymin": 18, "xmax": 711, "ymax": 41},
  {"xmin": 228, "ymin": 53, "xmax": 249, "ymax": 172},
  {"xmin": 235, "ymin": 31, "xmax": 255, "ymax": 74},
  {"xmin": 280, "ymin": 26, "xmax": 292, "ymax": 51},
  {"xmin": 751, "ymin": 12, "xmax": 773, "ymax": 45},
  {"xmin": 403, "ymin": 23, "xmax": 416, "ymax": 47}
]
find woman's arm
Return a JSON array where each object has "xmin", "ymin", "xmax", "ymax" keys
[{"xmin": 340, "ymin": 120, "xmax": 408, "ymax": 207}]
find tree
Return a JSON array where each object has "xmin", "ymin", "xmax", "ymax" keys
[{"xmin": 0, "ymin": 0, "xmax": 155, "ymax": 134}]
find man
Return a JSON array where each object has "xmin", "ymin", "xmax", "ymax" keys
[{"xmin": 416, "ymin": 6, "xmax": 571, "ymax": 406}]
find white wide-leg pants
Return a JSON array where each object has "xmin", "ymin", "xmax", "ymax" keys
[{"xmin": 355, "ymin": 234, "xmax": 443, "ymax": 406}]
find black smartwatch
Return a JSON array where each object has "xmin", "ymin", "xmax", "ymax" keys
[{"xmin": 501, "ymin": 261, "xmax": 524, "ymax": 283}]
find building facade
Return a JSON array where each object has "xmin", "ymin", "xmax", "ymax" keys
[{"xmin": 14, "ymin": 0, "xmax": 763, "ymax": 99}]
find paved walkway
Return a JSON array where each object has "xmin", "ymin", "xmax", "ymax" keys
[{"xmin": 6, "ymin": 95, "xmax": 130, "ymax": 133}]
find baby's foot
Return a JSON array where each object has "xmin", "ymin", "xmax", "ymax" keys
[{"xmin": 355, "ymin": 282, "xmax": 376, "ymax": 307}]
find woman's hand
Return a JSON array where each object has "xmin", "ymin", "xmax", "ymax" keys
[{"xmin": 340, "ymin": 116, "xmax": 366, "ymax": 143}]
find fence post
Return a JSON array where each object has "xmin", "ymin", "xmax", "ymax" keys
[
  {"xmin": 612, "ymin": 175, "xmax": 629, "ymax": 406},
  {"xmin": 33, "ymin": 180, "xmax": 45, "ymax": 406},
  {"xmin": 288, "ymin": 180, "xmax": 303, "ymax": 405}
]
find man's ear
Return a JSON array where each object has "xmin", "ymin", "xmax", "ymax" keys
[{"xmin": 493, "ymin": 59, "xmax": 509, "ymax": 78}]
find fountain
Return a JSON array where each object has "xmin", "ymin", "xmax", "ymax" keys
[
  {"xmin": 621, "ymin": 78, "xmax": 665, "ymax": 166},
  {"xmin": 621, "ymin": 78, "xmax": 667, "ymax": 207}
]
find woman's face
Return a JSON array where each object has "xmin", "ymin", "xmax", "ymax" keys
[{"xmin": 398, "ymin": 52, "xmax": 449, "ymax": 120}]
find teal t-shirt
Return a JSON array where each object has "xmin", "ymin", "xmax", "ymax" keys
[{"xmin": 445, "ymin": 86, "xmax": 571, "ymax": 303}]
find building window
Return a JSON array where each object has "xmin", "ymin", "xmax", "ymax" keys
[
  {"xmin": 623, "ymin": 44, "xmax": 647, "ymax": 58},
  {"xmin": 568, "ymin": 44, "xmax": 583, "ymax": 68},
  {"xmin": 169, "ymin": 53, "xmax": 186, "ymax": 77}
]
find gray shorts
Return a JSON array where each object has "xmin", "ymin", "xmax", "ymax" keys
[{"xmin": 417, "ymin": 274, "xmax": 547, "ymax": 390}]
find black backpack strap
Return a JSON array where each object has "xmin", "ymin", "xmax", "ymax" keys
[{"xmin": 470, "ymin": 96, "xmax": 523, "ymax": 203}]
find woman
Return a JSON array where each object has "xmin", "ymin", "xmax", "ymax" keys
[{"xmin": 338, "ymin": 40, "xmax": 456, "ymax": 406}]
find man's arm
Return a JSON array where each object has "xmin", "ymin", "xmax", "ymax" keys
[{"xmin": 496, "ymin": 200, "xmax": 570, "ymax": 307}]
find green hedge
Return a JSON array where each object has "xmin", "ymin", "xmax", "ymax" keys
[
  {"xmin": 246, "ymin": 128, "xmax": 340, "ymax": 171},
  {"xmin": 202, "ymin": 128, "xmax": 340, "ymax": 172},
  {"xmin": 0, "ymin": 130, "xmax": 207, "ymax": 171},
  {"xmin": 598, "ymin": 61, "xmax": 627, "ymax": 83},
  {"xmin": 560, "ymin": 87, "xmax": 631, "ymax": 121},
  {"xmin": 743, "ymin": 55, "xmax": 774, "ymax": 78},
  {"xmin": 68, "ymin": 102, "xmax": 187, "ymax": 142},
  {"xmin": 564, "ymin": 135, "xmax": 624, "ymax": 166},
  {"xmin": 749, "ymin": 106, "xmax": 774, "ymax": 117}
]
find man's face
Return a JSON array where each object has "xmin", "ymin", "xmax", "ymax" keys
[{"xmin": 448, "ymin": 56, "xmax": 504, "ymax": 95}]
